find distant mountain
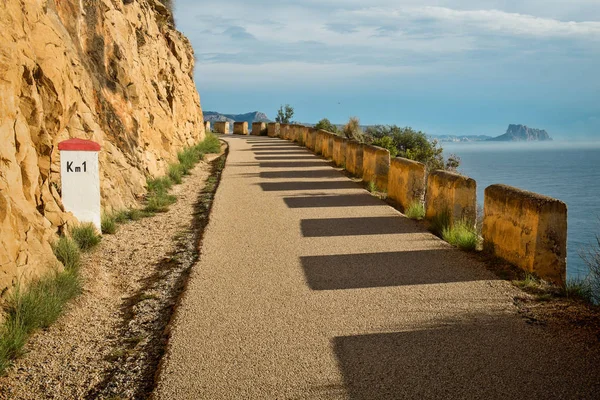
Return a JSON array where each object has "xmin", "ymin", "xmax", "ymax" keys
[
  {"xmin": 428, "ymin": 134, "xmax": 493, "ymax": 143},
  {"xmin": 488, "ymin": 124, "xmax": 552, "ymax": 141},
  {"xmin": 204, "ymin": 111, "xmax": 271, "ymax": 124}
]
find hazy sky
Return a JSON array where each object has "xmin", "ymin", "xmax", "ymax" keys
[{"xmin": 174, "ymin": 1, "xmax": 600, "ymax": 138}]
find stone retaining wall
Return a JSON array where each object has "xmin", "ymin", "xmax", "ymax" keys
[
  {"xmin": 362, "ymin": 145, "xmax": 390, "ymax": 191},
  {"xmin": 482, "ymin": 184, "xmax": 567, "ymax": 283},
  {"xmin": 280, "ymin": 124, "xmax": 290, "ymax": 140},
  {"xmin": 252, "ymin": 122, "xmax": 267, "ymax": 136},
  {"xmin": 214, "ymin": 121, "xmax": 229, "ymax": 134},
  {"xmin": 306, "ymin": 128, "xmax": 317, "ymax": 151},
  {"xmin": 425, "ymin": 170, "xmax": 477, "ymax": 227},
  {"xmin": 388, "ymin": 158, "xmax": 426, "ymax": 212}
]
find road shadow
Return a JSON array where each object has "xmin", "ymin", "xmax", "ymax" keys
[
  {"xmin": 247, "ymin": 151, "xmax": 311, "ymax": 156},
  {"xmin": 257, "ymin": 169, "xmax": 343, "ymax": 179},
  {"xmin": 332, "ymin": 316, "xmax": 600, "ymax": 399},
  {"xmin": 300, "ymin": 248, "xmax": 483, "ymax": 290},
  {"xmin": 254, "ymin": 156, "xmax": 316, "ymax": 161},
  {"xmin": 260, "ymin": 181, "xmax": 359, "ymax": 192},
  {"xmin": 258, "ymin": 161, "xmax": 332, "ymax": 168},
  {"xmin": 301, "ymin": 216, "xmax": 422, "ymax": 237},
  {"xmin": 284, "ymin": 194, "xmax": 385, "ymax": 208}
]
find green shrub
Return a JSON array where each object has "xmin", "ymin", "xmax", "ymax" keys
[
  {"xmin": 52, "ymin": 236, "xmax": 81, "ymax": 271},
  {"xmin": 195, "ymin": 133, "xmax": 221, "ymax": 154},
  {"xmin": 561, "ymin": 278, "xmax": 593, "ymax": 302},
  {"xmin": 147, "ymin": 176, "xmax": 173, "ymax": 195},
  {"xmin": 342, "ymin": 117, "xmax": 364, "ymax": 142},
  {"xmin": 405, "ymin": 201, "xmax": 425, "ymax": 220},
  {"xmin": 367, "ymin": 181, "xmax": 377, "ymax": 193},
  {"xmin": 101, "ymin": 213, "xmax": 117, "ymax": 234},
  {"xmin": 178, "ymin": 147, "xmax": 200, "ymax": 174},
  {"xmin": 442, "ymin": 219, "xmax": 479, "ymax": 251},
  {"xmin": 69, "ymin": 223, "xmax": 101, "ymax": 251},
  {"xmin": 314, "ymin": 118, "xmax": 338, "ymax": 134}
]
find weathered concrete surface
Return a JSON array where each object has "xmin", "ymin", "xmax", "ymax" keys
[
  {"xmin": 279, "ymin": 124, "xmax": 290, "ymax": 140},
  {"xmin": 388, "ymin": 157, "xmax": 426, "ymax": 212},
  {"xmin": 362, "ymin": 145, "xmax": 390, "ymax": 191},
  {"xmin": 426, "ymin": 170, "xmax": 477, "ymax": 227},
  {"xmin": 483, "ymin": 184, "xmax": 567, "ymax": 284},
  {"xmin": 155, "ymin": 135, "xmax": 600, "ymax": 400},
  {"xmin": 214, "ymin": 121, "xmax": 229, "ymax": 134},
  {"xmin": 332, "ymin": 136, "xmax": 347, "ymax": 167},
  {"xmin": 204, "ymin": 121, "xmax": 211, "ymax": 132},
  {"xmin": 314, "ymin": 130, "xmax": 324, "ymax": 155},
  {"xmin": 306, "ymin": 128, "xmax": 317, "ymax": 151},
  {"xmin": 252, "ymin": 122, "xmax": 267, "ymax": 136},
  {"xmin": 345, "ymin": 140, "xmax": 364, "ymax": 177},
  {"xmin": 320, "ymin": 131, "xmax": 335, "ymax": 160},
  {"xmin": 267, "ymin": 122, "xmax": 280, "ymax": 138},
  {"xmin": 233, "ymin": 122, "xmax": 249, "ymax": 135},
  {"xmin": 299, "ymin": 126, "xmax": 309, "ymax": 146}
]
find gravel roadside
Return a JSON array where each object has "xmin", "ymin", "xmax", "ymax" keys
[{"xmin": 0, "ymin": 149, "xmax": 226, "ymax": 400}]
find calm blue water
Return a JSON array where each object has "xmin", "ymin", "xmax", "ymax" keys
[{"xmin": 442, "ymin": 141, "xmax": 600, "ymax": 279}]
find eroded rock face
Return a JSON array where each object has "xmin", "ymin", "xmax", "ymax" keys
[{"xmin": 0, "ymin": 0, "xmax": 204, "ymax": 292}]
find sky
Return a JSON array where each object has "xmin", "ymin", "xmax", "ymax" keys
[{"xmin": 173, "ymin": 0, "xmax": 600, "ymax": 138}]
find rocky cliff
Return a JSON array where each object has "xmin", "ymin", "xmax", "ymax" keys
[
  {"xmin": 0, "ymin": 0, "xmax": 204, "ymax": 293},
  {"xmin": 489, "ymin": 124, "xmax": 552, "ymax": 141}
]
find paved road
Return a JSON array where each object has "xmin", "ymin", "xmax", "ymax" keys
[{"xmin": 154, "ymin": 135, "xmax": 600, "ymax": 399}]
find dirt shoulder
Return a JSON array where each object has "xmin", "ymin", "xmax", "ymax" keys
[{"xmin": 0, "ymin": 149, "xmax": 226, "ymax": 400}]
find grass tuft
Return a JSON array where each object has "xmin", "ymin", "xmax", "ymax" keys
[
  {"xmin": 429, "ymin": 208, "xmax": 451, "ymax": 236},
  {"xmin": 560, "ymin": 278, "xmax": 593, "ymax": 303},
  {"xmin": 69, "ymin": 223, "xmax": 101, "ymax": 251},
  {"xmin": 405, "ymin": 201, "xmax": 425, "ymax": 220},
  {"xmin": 52, "ymin": 236, "xmax": 81, "ymax": 271},
  {"xmin": 101, "ymin": 213, "xmax": 117, "ymax": 235},
  {"xmin": 144, "ymin": 193, "xmax": 177, "ymax": 213},
  {"xmin": 168, "ymin": 163, "xmax": 184, "ymax": 184},
  {"xmin": 367, "ymin": 181, "xmax": 377, "ymax": 193},
  {"xmin": 442, "ymin": 219, "xmax": 479, "ymax": 251}
]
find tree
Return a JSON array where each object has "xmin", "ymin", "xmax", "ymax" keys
[
  {"xmin": 314, "ymin": 118, "xmax": 338, "ymax": 133},
  {"xmin": 365, "ymin": 125, "xmax": 460, "ymax": 171},
  {"xmin": 275, "ymin": 104, "xmax": 294, "ymax": 124}
]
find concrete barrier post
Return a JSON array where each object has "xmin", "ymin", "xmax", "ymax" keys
[
  {"xmin": 58, "ymin": 139, "xmax": 102, "ymax": 232},
  {"xmin": 280, "ymin": 123, "xmax": 289, "ymax": 139},
  {"xmin": 252, "ymin": 122, "xmax": 267, "ymax": 136},
  {"xmin": 214, "ymin": 121, "xmax": 229, "ymax": 134},
  {"xmin": 267, "ymin": 122, "xmax": 280, "ymax": 138},
  {"xmin": 425, "ymin": 170, "xmax": 477, "ymax": 228},
  {"xmin": 482, "ymin": 184, "xmax": 567, "ymax": 283},
  {"xmin": 345, "ymin": 140, "xmax": 364, "ymax": 177},
  {"xmin": 320, "ymin": 131, "xmax": 334, "ymax": 159},
  {"xmin": 300, "ymin": 126, "xmax": 309, "ymax": 147},
  {"xmin": 332, "ymin": 136, "xmax": 347, "ymax": 167},
  {"xmin": 388, "ymin": 157, "xmax": 426, "ymax": 211},
  {"xmin": 204, "ymin": 121, "xmax": 211, "ymax": 132},
  {"xmin": 306, "ymin": 128, "xmax": 317, "ymax": 151},
  {"xmin": 362, "ymin": 145, "xmax": 390, "ymax": 191},
  {"xmin": 314, "ymin": 130, "xmax": 324, "ymax": 155},
  {"xmin": 233, "ymin": 122, "xmax": 249, "ymax": 135}
]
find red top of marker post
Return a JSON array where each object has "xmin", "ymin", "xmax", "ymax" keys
[{"xmin": 58, "ymin": 138, "xmax": 101, "ymax": 152}]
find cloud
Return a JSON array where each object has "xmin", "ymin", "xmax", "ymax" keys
[{"xmin": 223, "ymin": 26, "xmax": 256, "ymax": 40}]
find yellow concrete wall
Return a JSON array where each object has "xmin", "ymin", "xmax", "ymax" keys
[
  {"xmin": 280, "ymin": 123, "xmax": 290, "ymax": 140},
  {"xmin": 345, "ymin": 140, "xmax": 364, "ymax": 177},
  {"xmin": 320, "ymin": 131, "xmax": 335, "ymax": 159},
  {"xmin": 204, "ymin": 121, "xmax": 211, "ymax": 132},
  {"xmin": 233, "ymin": 122, "xmax": 249, "ymax": 135},
  {"xmin": 214, "ymin": 121, "xmax": 229, "ymax": 134},
  {"xmin": 252, "ymin": 122, "xmax": 267, "ymax": 136},
  {"xmin": 388, "ymin": 157, "xmax": 426, "ymax": 212},
  {"xmin": 425, "ymin": 170, "xmax": 477, "ymax": 227},
  {"xmin": 482, "ymin": 184, "xmax": 567, "ymax": 284},
  {"xmin": 315, "ymin": 130, "xmax": 324, "ymax": 155},
  {"xmin": 306, "ymin": 128, "xmax": 317, "ymax": 151},
  {"xmin": 300, "ymin": 126, "xmax": 309, "ymax": 146},
  {"xmin": 332, "ymin": 136, "xmax": 347, "ymax": 167},
  {"xmin": 267, "ymin": 122, "xmax": 280, "ymax": 138},
  {"xmin": 362, "ymin": 145, "xmax": 390, "ymax": 191}
]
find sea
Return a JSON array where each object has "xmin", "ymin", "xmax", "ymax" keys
[{"xmin": 442, "ymin": 140, "xmax": 600, "ymax": 280}]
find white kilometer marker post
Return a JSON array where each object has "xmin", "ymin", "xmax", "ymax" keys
[{"xmin": 58, "ymin": 138, "xmax": 102, "ymax": 233}]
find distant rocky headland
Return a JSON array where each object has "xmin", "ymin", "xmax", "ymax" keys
[{"xmin": 488, "ymin": 124, "xmax": 552, "ymax": 141}]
